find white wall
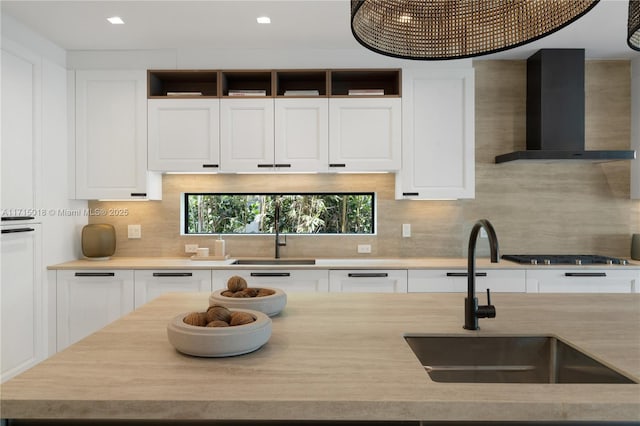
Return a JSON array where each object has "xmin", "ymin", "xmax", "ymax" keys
[{"xmin": 631, "ymin": 56, "xmax": 640, "ymax": 200}]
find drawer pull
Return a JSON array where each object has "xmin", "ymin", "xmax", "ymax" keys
[
  {"xmin": 402, "ymin": 192, "xmax": 420, "ymax": 197},
  {"xmin": 2, "ymin": 216, "xmax": 35, "ymax": 221},
  {"xmin": 74, "ymin": 272, "xmax": 116, "ymax": 277},
  {"xmin": 446, "ymin": 272, "xmax": 487, "ymax": 277},
  {"xmin": 274, "ymin": 164, "xmax": 292, "ymax": 168},
  {"xmin": 347, "ymin": 273, "xmax": 389, "ymax": 278},
  {"xmin": 202, "ymin": 164, "xmax": 219, "ymax": 168},
  {"xmin": 250, "ymin": 272, "xmax": 291, "ymax": 277},
  {"xmin": 329, "ymin": 163, "xmax": 346, "ymax": 168},
  {"xmin": 152, "ymin": 272, "xmax": 193, "ymax": 277},
  {"xmin": 2, "ymin": 227, "xmax": 35, "ymax": 234},
  {"xmin": 130, "ymin": 192, "xmax": 147, "ymax": 197},
  {"xmin": 564, "ymin": 272, "xmax": 607, "ymax": 277},
  {"xmin": 257, "ymin": 164, "xmax": 273, "ymax": 168}
]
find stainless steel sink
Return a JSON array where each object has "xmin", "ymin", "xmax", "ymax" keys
[
  {"xmin": 231, "ymin": 258, "xmax": 316, "ymax": 265},
  {"xmin": 404, "ymin": 334, "xmax": 638, "ymax": 384}
]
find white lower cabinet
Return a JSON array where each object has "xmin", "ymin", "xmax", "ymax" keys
[
  {"xmin": 133, "ymin": 270, "xmax": 212, "ymax": 308},
  {"xmin": 525, "ymin": 269, "xmax": 640, "ymax": 293},
  {"xmin": 329, "ymin": 270, "xmax": 408, "ymax": 293},
  {"xmin": 56, "ymin": 270, "xmax": 134, "ymax": 351},
  {"xmin": 1, "ymin": 224, "xmax": 44, "ymax": 383},
  {"xmin": 213, "ymin": 269, "xmax": 329, "ymax": 293},
  {"xmin": 408, "ymin": 269, "xmax": 526, "ymax": 293}
]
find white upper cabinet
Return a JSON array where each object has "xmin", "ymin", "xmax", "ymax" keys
[
  {"xmin": 329, "ymin": 98, "xmax": 401, "ymax": 171},
  {"xmin": 219, "ymin": 98, "xmax": 275, "ymax": 172},
  {"xmin": 396, "ymin": 68, "xmax": 475, "ymax": 200},
  {"xmin": 1, "ymin": 46, "xmax": 41, "ymax": 215},
  {"xmin": 75, "ymin": 70, "xmax": 161, "ymax": 200},
  {"xmin": 148, "ymin": 99, "xmax": 220, "ymax": 172},
  {"xmin": 274, "ymin": 98, "xmax": 329, "ymax": 172}
]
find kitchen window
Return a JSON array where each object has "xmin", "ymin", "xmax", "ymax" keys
[{"xmin": 183, "ymin": 193, "xmax": 374, "ymax": 235}]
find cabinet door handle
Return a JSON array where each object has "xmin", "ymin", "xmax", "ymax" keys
[
  {"xmin": 1, "ymin": 227, "xmax": 35, "ymax": 234},
  {"xmin": 130, "ymin": 193, "xmax": 147, "ymax": 197},
  {"xmin": 347, "ymin": 273, "xmax": 389, "ymax": 278},
  {"xmin": 152, "ymin": 272, "xmax": 193, "ymax": 277},
  {"xmin": 446, "ymin": 272, "xmax": 488, "ymax": 277},
  {"xmin": 202, "ymin": 164, "xmax": 219, "ymax": 168},
  {"xmin": 250, "ymin": 272, "xmax": 291, "ymax": 277},
  {"xmin": 402, "ymin": 192, "xmax": 420, "ymax": 197},
  {"xmin": 274, "ymin": 164, "xmax": 291, "ymax": 168},
  {"xmin": 564, "ymin": 272, "xmax": 607, "ymax": 277},
  {"xmin": 329, "ymin": 163, "xmax": 346, "ymax": 168},
  {"xmin": 257, "ymin": 164, "xmax": 274, "ymax": 168},
  {"xmin": 2, "ymin": 216, "xmax": 35, "ymax": 221},
  {"xmin": 74, "ymin": 272, "xmax": 116, "ymax": 277}
]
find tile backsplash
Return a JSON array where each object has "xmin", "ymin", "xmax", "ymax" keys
[{"xmin": 90, "ymin": 60, "xmax": 640, "ymax": 259}]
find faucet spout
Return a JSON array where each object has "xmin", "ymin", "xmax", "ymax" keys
[
  {"xmin": 464, "ymin": 219, "xmax": 499, "ymax": 330},
  {"xmin": 274, "ymin": 197, "xmax": 286, "ymax": 259}
]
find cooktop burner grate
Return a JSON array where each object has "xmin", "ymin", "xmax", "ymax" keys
[{"xmin": 502, "ymin": 254, "xmax": 628, "ymax": 265}]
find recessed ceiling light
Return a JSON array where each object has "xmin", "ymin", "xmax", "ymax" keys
[
  {"xmin": 256, "ymin": 16, "xmax": 271, "ymax": 24},
  {"xmin": 107, "ymin": 16, "xmax": 124, "ymax": 25}
]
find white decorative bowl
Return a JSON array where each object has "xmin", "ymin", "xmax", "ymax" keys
[
  {"xmin": 167, "ymin": 309, "xmax": 272, "ymax": 357},
  {"xmin": 209, "ymin": 288, "xmax": 287, "ymax": 317}
]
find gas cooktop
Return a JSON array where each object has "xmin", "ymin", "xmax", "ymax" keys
[{"xmin": 502, "ymin": 254, "xmax": 628, "ymax": 265}]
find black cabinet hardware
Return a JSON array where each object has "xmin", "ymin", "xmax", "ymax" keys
[
  {"xmin": 2, "ymin": 227, "xmax": 35, "ymax": 234},
  {"xmin": 347, "ymin": 273, "xmax": 389, "ymax": 278},
  {"xmin": 2, "ymin": 216, "xmax": 35, "ymax": 221},
  {"xmin": 274, "ymin": 164, "xmax": 292, "ymax": 168},
  {"xmin": 202, "ymin": 164, "xmax": 219, "ymax": 168},
  {"xmin": 257, "ymin": 164, "xmax": 273, "ymax": 168},
  {"xmin": 250, "ymin": 272, "xmax": 291, "ymax": 277},
  {"xmin": 564, "ymin": 272, "xmax": 607, "ymax": 277},
  {"xmin": 152, "ymin": 272, "xmax": 193, "ymax": 277},
  {"xmin": 446, "ymin": 272, "xmax": 487, "ymax": 277},
  {"xmin": 329, "ymin": 163, "xmax": 346, "ymax": 168},
  {"xmin": 130, "ymin": 193, "xmax": 147, "ymax": 197},
  {"xmin": 402, "ymin": 192, "xmax": 420, "ymax": 197},
  {"xmin": 74, "ymin": 272, "xmax": 116, "ymax": 277}
]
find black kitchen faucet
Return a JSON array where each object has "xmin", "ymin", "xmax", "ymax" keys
[{"xmin": 464, "ymin": 219, "xmax": 499, "ymax": 330}]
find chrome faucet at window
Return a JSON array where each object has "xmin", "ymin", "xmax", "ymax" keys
[
  {"xmin": 464, "ymin": 219, "xmax": 498, "ymax": 330},
  {"xmin": 274, "ymin": 197, "xmax": 286, "ymax": 259}
]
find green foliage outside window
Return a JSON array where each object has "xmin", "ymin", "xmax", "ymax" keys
[{"xmin": 185, "ymin": 193, "xmax": 374, "ymax": 235}]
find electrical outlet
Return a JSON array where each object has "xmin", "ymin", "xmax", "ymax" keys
[
  {"xmin": 357, "ymin": 244, "xmax": 372, "ymax": 254},
  {"xmin": 402, "ymin": 223, "xmax": 411, "ymax": 238},
  {"xmin": 127, "ymin": 224, "xmax": 141, "ymax": 239},
  {"xmin": 185, "ymin": 244, "xmax": 199, "ymax": 253}
]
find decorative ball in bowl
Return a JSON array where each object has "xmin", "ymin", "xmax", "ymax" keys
[
  {"xmin": 166, "ymin": 305, "xmax": 272, "ymax": 357},
  {"xmin": 209, "ymin": 275, "xmax": 287, "ymax": 317}
]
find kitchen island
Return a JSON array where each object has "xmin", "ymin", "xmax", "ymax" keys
[{"xmin": 1, "ymin": 292, "xmax": 639, "ymax": 424}]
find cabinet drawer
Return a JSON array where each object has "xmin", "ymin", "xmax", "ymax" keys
[
  {"xmin": 329, "ymin": 270, "xmax": 407, "ymax": 293},
  {"xmin": 213, "ymin": 269, "xmax": 329, "ymax": 293},
  {"xmin": 526, "ymin": 269, "xmax": 639, "ymax": 293},
  {"xmin": 408, "ymin": 269, "xmax": 526, "ymax": 293},
  {"xmin": 133, "ymin": 270, "xmax": 212, "ymax": 308}
]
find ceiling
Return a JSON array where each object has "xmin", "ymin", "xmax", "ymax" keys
[{"xmin": 2, "ymin": 0, "xmax": 639, "ymax": 60}]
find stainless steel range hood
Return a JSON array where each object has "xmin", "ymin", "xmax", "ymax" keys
[{"xmin": 495, "ymin": 49, "xmax": 636, "ymax": 163}]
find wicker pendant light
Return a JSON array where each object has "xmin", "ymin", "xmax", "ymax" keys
[
  {"xmin": 630, "ymin": 0, "xmax": 640, "ymax": 51},
  {"xmin": 351, "ymin": 0, "xmax": 600, "ymax": 60}
]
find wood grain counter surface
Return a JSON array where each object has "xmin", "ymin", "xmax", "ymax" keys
[
  {"xmin": 47, "ymin": 256, "xmax": 640, "ymax": 270},
  {"xmin": 1, "ymin": 293, "xmax": 639, "ymax": 422}
]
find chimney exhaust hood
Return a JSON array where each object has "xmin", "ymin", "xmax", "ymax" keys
[{"xmin": 495, "ymin": 49, "xmax": 636, "ymax": 163}]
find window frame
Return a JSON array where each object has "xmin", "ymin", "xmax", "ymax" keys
[{"xmin": 182, "ymin": 192, "xmax": 376, "ymax": 236}]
